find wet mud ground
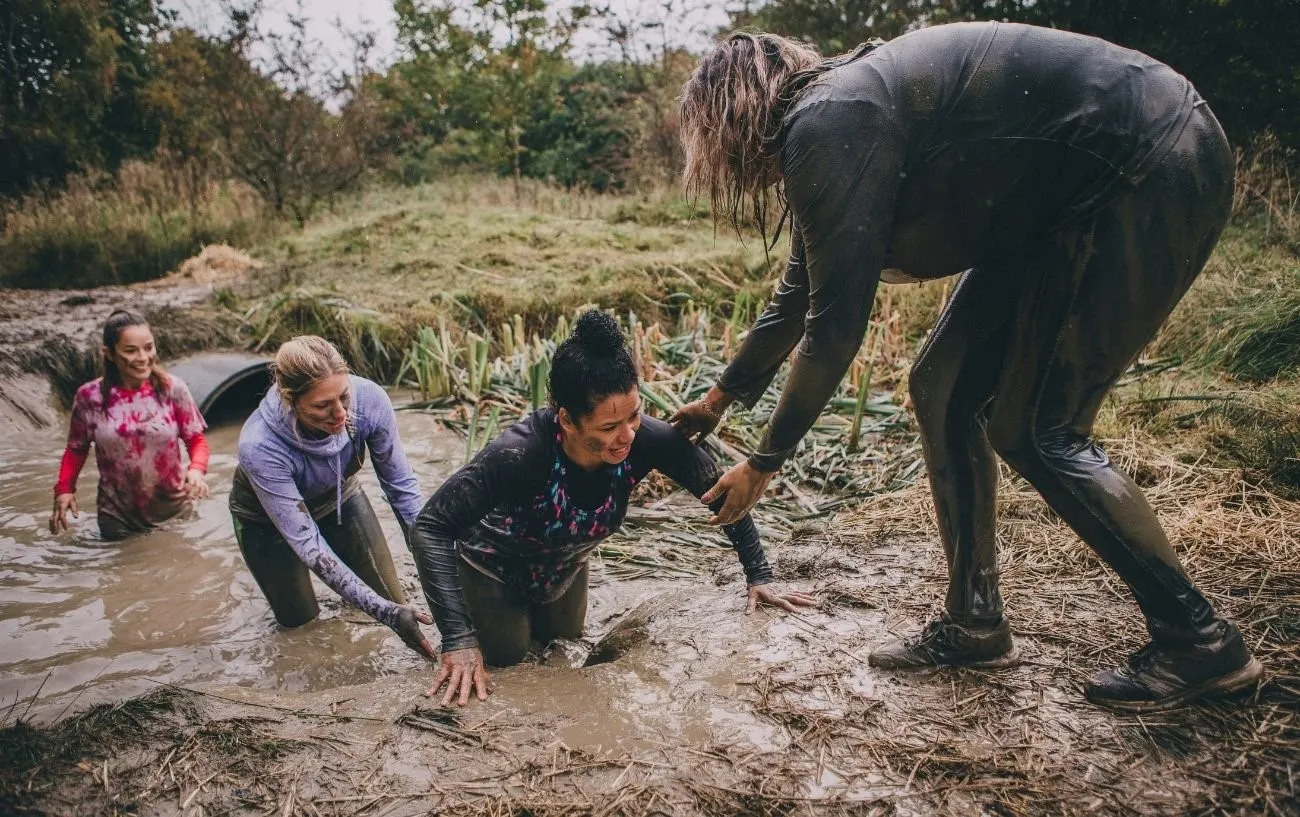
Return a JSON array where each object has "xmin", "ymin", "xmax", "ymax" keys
[
  {"xmin": 1, "ymin": 290, "xmax": 1298, "ymax": 815},
  {"xmin": 2, "ymin": 407, "xmax": 1297, "ymax": 815}
]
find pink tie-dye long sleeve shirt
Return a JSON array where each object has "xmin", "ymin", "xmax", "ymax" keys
[{"xmin": 63, "ymin": 376, "xmax": 207, "ymax": 537}]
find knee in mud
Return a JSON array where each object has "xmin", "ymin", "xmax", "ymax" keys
[
  {"xmin": 988, "ymin": 422, "xmax": 1101, "ymax": 475},
  {"xmin": 274, "ymin": 610, "xmax": 321, "ymax": 629},
  {"xmin": 907, "ymin": 367, "xmax": 949, "ymax": 431}
]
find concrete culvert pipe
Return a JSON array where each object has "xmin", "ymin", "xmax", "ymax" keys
[{"xmin": 166, "ymin": 352, "xmax": 272, "ymax": 424}]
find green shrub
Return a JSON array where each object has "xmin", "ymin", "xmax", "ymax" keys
[{"xmin": 0, "ymin": 161, "xmax": 270, "ymax": 289}]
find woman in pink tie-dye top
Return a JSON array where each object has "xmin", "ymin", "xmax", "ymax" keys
[{"xmin": 50, "ymin": 310, "xmax": 210, "ymax": 540}]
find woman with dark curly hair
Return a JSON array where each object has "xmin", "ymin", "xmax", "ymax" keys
[
  {"xmin": 412, "ymin": 310, "xmax": 815, "ymax": 706},
  {"xmin": 669, "ymin": 22, "xmax": 1260, "ymax": 712}
]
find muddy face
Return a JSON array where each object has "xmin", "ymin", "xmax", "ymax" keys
[
  {"xmin": 103, "ymin": 325, "xmax": 157, "ymax": 390},
  {"xmin": 293, "ymin": 373, "xmax": 351, "ymax": 436},
  {"xmin": 558, "ymin": 387, "xmax": 642, "ymax": 468}
]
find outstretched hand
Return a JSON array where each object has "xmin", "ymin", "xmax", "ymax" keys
[
  {"xmin": 669, "ymin": 386, "xmax": 734, "ymax": 445},
  {"xmin": 427, "ymin": 647, "xmax": 491, "ymax": 707},
  {"xmin": 702, "ymin": 460, "xmax": 775, "ymax": 526},
  {"xmin": 390, "ymin": 606, "xmax": 438, "ymax": 660},
  {"xmin": 669, "ymin": 399, "xmax": 723, "ymax": 445},
  {"xmin": 746, "ymin": 583, "xmax": 819, "ymax": 615}
]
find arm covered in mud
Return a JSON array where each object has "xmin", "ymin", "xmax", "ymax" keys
[
  {"xmin": 741, "ymin": 101, "xmax": 905, "ymax": 472},
  {"xmin": 634, "ymin": 416, "xmax": 773, "ymax": 585},
  {"xmin": 716, "ymin": 224, "xmax": 810, "ymax": 408},
  {"xmin": 410, "ymin": 436, "xmax": 536, "ymax": 652}
]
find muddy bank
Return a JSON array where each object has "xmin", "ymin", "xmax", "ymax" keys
[
  {"xmin": 4, "ymin": 436, "xmax": 1298, "ymax": 815},
  {"xmin": 0, "ymin": 281, "xmax": 237, "ymax": 419},
  {"xmin": 2, "ymin": 275, "xmax": 1298, "ymax": 814}
]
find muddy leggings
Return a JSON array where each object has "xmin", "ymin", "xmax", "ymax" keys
[
  {"xmin": 909, "ymin": 103, "xmax": 1235, "ymax": 646},
  {"xmin": 233, "ymin": 492, "xmax": 406, "ymax": 628},
  {"xmin": 457, "ymin": 559, "xmax": 589, "ymax": 667}
]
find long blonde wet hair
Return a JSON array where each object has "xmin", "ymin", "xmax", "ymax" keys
[
  {"xmin": 679, "ymin": 31, "xmax": 822, "ymax": 234},
  {"xmin": 271, "ymin": 335, "xmax": 349, "ymax": 406}
]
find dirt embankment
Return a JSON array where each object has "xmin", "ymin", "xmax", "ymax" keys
[{"xmin": 0, "ymin": 248, "xmax": 254, "ymax": 422}]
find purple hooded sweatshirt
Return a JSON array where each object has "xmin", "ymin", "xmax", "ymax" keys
[{"xmin": 231, "ymin": 376, "xmax": 423, "ymax": 625}]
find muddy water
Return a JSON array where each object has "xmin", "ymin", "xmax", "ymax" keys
[
  {"xmin": 0, "ymin": 406, "xmax": 469, "ymax": 722},
  {"xmin": 0, "ymin": 397, "xmax": 836, "ymax": 754}
]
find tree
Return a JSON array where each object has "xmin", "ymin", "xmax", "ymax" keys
[
  {"xmin": 521, "ymin": 63, "xmax": 636, "ymax": 190},
  {"xmin": 195, "ymin": 3, "xmax": 386, "ymax": 224},
  {"xmin": 0, "ymin": 0, "xmax": 149, "ymax": 196},
  {"xmin": 385, "ymin": 0, "xmax": 586, "ymax": 196},
  {"xmin": 593, "ymin": 0, "xmax": 713, "ymax": 184}
]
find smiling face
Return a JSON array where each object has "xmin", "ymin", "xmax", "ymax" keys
[
  {"xmin": 104, "ymin": 325, "xmax": 156, "ymax": 389},
  {"xmin": 293, "ymin": 373, "xmax": 352, "ymax": 436},
  {"xmin": 559, "ymin": 387, "xmax": 642, "ymax": 469}
]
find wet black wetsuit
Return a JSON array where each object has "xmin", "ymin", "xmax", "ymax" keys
[
  {"xmin": 718, "ymin": 22, "xmax": 1235, "ymax": 645},
  {"xmin": 411, "ymin": 410, "xmax": 773, "ymax": 663}
]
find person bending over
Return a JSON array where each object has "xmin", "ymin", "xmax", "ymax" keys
[
  {"xmin": 670, "ymin": 22, "xmax": 1260, "ymax": 712},
  {"xmin": 230, "ymin": 335, "xmax": 435, "ymax": 658}
]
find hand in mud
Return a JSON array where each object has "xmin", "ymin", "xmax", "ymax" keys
[
  {"xmin": 49, "ymin": 493, "xmax": 78, "ymax": 534},
  {"xmin": 746, "ymin": 583, "xmax": 819, "ymax": 615},
  {"xmin": 390, "ymin": 606, "xmax": 438, "ymax": 660},
  {"xmin": 669, "ymin": 386, "xmax": 733, "ymax": 445},
  {"xmin": 428, "ymin": 647, "xmax": 491, "ymax": 707},
  {"xmin": 183, "ymin": 469, "xmax": 210, "ymax": 500},
  {"xmin": 702, "ymin": 460, "xmax": 774, "ymax": 526}
]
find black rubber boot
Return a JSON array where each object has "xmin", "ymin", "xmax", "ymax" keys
[
  {"xmin": 868, "ymin": 614, "xmax": 1019, "ymax": 670},
  {"xmin": 1085, "ymin": 622, "xmax": 1263, "ymax": 713}
]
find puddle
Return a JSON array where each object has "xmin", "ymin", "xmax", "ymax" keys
[
  {"xmin": 1, "ymin": 387, "xmax": 1263, "ymax": 814},
  {"xmin": 1, "ymin": 406, "xmax": 466, "ymax": 720},
  {"xmin": 0, "ymin": 394, "xmax": 809, "ymax": 754}
]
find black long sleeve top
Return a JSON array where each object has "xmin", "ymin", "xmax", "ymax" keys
[
  {"xmin": 411, "ymin": 409, "xmax": 774, "ymax": 652},
  {"xmin": 717, "ymin": 21, "xmax": 1203, "ymax": 471}
]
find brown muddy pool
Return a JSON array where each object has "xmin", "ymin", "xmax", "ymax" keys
[
  {"xmin": 0, "ymin": 410, "xmax": 458, "ymax": 721},
  {"xmin": 0, "ymin": 399, "xmax": 843, "ymax": 752}
]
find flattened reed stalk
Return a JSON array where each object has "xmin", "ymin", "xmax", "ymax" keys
[{"xmin": 0, "ymin": 689, "xmax": 197, "ymax": 810}]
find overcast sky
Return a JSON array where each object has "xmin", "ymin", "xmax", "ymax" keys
[{"xmin": 165, "ymin": 0, "xmax": 733, "ymax": 70}]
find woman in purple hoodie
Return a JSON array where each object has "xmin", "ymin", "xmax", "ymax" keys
[{"xmin": 229, "ymin": 335, "xmax": 434, "ymax": 658}]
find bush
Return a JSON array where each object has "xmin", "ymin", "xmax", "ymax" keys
[{"xmin": 0, "ymin": 160, "xmax": 270, "ymax": 289}]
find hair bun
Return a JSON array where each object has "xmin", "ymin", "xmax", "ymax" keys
[{"xmin": 571, "ymin": 310, "xmax": 626, "ymax": 356}]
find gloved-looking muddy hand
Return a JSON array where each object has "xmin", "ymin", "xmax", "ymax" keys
[
  {"xmin": 389, "ymin": 605, "xmax": 438, "ymax": 660},
  {"xmin": 746, "ymin": 583, "xmax": 819, "ymax": 615},
  {"xmin": 669, "ymin": 386, "xmax": 734, "ymax": 445},
  {"xmin": 427, "ymin": 647, "xmax": 491, "ymax": 707}
]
